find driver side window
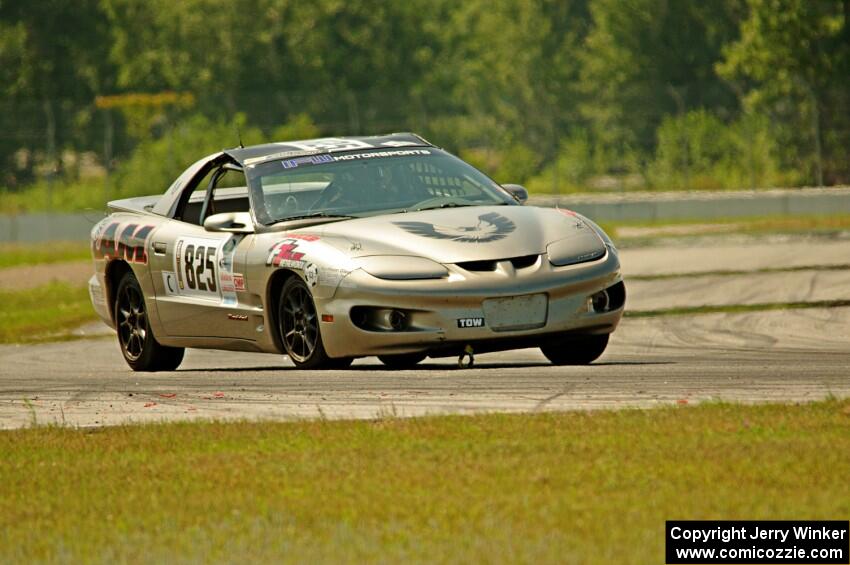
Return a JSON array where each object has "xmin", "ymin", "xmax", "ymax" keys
[{"xmin": 178, "ymin": 164, "xmax": 249, "ymax": 225}]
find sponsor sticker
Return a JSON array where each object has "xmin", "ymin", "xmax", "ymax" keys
[
  {"xmin": 89, "ymin": 281, "xmax": 106, "ymax": 305},
  {"xmin": 283, "ymin": 233, "xmax": 321, "ymax": 241},
  {"xmin": 457, "ymin": 317, "xmax": 485, "ymax": 328},
  {"xmin": 286, "ymin": 138, "xmax": 374, "ymax": 152},
  {"xmin": 267, "ymin": 239, "xmax": 307, "ymax": 270},
  {"xmin": 282, "ymin": 154, "xmax": 335, "ymax": 169},
  {"xmin": 276, "ymin": 148, "xmax": 432, "ymax": 169},
  {"xmin": 162, "ymin": 271, "xmax": 178, "ymax": 296},
  {"xmin": 318, "ymin": 267, "xmax": 349, "ymax": 287},
  {"xmin": 304, "ymin": 263, "xmax": 319, "ymax": 287},
  {"xmin": 331, "ymin": 149, "xmax": 431, "ymax": 161}
]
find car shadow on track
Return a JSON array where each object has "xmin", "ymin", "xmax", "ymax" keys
[{"xmin": 174, "ymin": 360, "xmax": 674, "ymax": 373}]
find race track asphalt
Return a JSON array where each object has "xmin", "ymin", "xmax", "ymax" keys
[{"xmin": 1, "ymin": 234, "xmax": 848, "ymax": 429}]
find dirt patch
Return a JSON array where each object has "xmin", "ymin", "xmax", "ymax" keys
[{"xmin": 0, "ymin": 260, "xmax": 92, "ymax": 291}]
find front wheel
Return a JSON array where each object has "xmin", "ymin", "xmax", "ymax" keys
[
  {"xmin": 115, "ymin": 271, "xmax": 184, "ymax": 371},
  {"xmin": 540, "ymin": 334, "xmax": 609, "ymax": 365},
  {"xmin": 278, "ymin": 276, "xmax": 344, "ymax": 369}
]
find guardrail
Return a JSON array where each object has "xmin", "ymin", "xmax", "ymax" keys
[
  {"xmin": 530, "ymin": 186, "xmax": 850, "ymax": 223},
  {"xmin": 0, "ymin": 212, "xmax": 104, "ymax": 243},
  {"xmin": 2, "ymin": 187, "xmax": 849, "ymax": 242}
]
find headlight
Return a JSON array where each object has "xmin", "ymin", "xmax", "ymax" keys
[
  {"xmin": 358, "ymin": 255, "xmax": 448, "ymax": 280},
  {"xmin": 546, "ymin": 230, "xmax": 607, "ymax": 267}
]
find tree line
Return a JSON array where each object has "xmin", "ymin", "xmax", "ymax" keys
[{"xmin": 1, "ymin": 0, "xmax": 848, "ymax": 202}]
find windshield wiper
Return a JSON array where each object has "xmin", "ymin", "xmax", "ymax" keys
[
  {"xmin": 415, "ymin": 202, "xmax": 476, "ymax": 212},
  {"xmin": 415, "ymin": 201, "xmax": 511, "ymax": 212},
  {"xmin": 273, "ymin": 212, "xmax": 357, "ymax": 223}
]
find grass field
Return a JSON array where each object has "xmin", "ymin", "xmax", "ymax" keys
[
  {"xmin": 603, "ymin": 213, "xmax": 850, "ymax": 242},
  {"xmin": 0, "ymin": 241, "xmax": 91, "ymax": 268},
  {"xmin": 0, "ymin": 282, "xmax": 95, "ymax": 343},
  {"xmin": 1, "ymin": 400, "xmax": 847, "ymax": 563}
]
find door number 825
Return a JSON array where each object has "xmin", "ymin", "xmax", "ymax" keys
[{"xmin": 183, "ymin": 244, "xmax": 217, "ymax": 292}]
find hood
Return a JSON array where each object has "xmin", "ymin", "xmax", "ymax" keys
[{"xmin": 314, "ymin": 205, "xmax": 605, "ymax": 264}]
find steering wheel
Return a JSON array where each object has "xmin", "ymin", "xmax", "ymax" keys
[{"xmin": 309, "ymin": 181, "xmax": 343, "ymax": 211}]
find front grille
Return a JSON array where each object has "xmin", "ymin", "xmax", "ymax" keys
[
  {"xmin": 457, "ymin": 259, "xmax": 498, "ymax": 272},
  {"xmin": 456, "ymin": 254, "xmax": 539, "ymax": 272},
  {"xmin": 509, "ymin": 254, "xmax": 538, "ymax": 269}
]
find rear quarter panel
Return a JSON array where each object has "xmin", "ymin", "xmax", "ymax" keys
[{"xmin": 90, "ymin": 212, "xmax": 171, "ymax": 332}]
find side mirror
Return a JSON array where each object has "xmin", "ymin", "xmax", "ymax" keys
[
  {"xmin": 203, "ymin": 212, "xmax": 254, "ymax": 233},
  {"xmin": 502, "ymin": 184, "xmax": 529, "ymax": 204}
]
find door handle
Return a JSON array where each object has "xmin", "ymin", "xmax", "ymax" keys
[{"xmin": 152, "ymin": 241, "xmax": 168, "ymax": 255}]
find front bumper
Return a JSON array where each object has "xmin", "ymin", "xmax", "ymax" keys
[{"xmin": 316, "ymin": 249, "xmax": 624, "ymax": 358}]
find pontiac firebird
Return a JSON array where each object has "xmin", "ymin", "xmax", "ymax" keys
[{"xmin": 88, "ymin": 133, "xmax": 625, "ymax": 371}]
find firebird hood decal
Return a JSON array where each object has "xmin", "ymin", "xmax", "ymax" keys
[{"xmin": 392, "ymin": 212, "xmax": 516, "ymax": 243}]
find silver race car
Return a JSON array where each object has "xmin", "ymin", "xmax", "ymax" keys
[{"xmin": 88, "ymin": 133, "xmax": 625, "ymax": 371}]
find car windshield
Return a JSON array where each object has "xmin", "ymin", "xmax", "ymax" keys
[{"xmin": 246, "ymin": 147, "xmax": 516, "ymax": 225}]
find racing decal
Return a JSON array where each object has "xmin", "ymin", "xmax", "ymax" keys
[
  {"xmin": 319, "ymin": 267, "xmax": 349, "ymax": 287},
  {"xmin": 283, "ymin": 233, "xmax": 321, "ymax": 241},
  {"xmin": 173, "ymin": 236, "xmax": 222, "ymax": 300},
  {"xmin": 92, "ymin": 221, "xmax": 154, "ymax": 264},
  {"xmin": 556, "ymin": 207, "xmax": 578, "ymax": 217},
  {"xmin": 218, "ymin": 236, "xmax": 243, "ymax": 305},
  {"xmin": 89, "ymin": 280, "xmax": 106, "ymax": 306},
  {"xmin": 266, "ymin": 240, "xmax": 351, "ymax": 288},
  {"xmin": 457, "ymin": 317, "xmax": 485, "ymax": 328},
  {"xmin": 381, "ymin": 140, "xmax": 420, "ymax": 147},
  {"xmin": 330, "ymin": 149, "xmax": 431, "ymax": 162},
  {"xmin": 304, "ymin": 263, "xmax": 319, "ymax": 287},
  {"xmin": 393, "ymin": 212, "xmax": 516, "ymax": 243},
  {"xmin": 267, "ymin": 239, "xmax": 307, "ymax": 269},
  {"xmin": 170, "ymin": 235, "xmax": 243, "ymax": 304},
  {"xmin": 286, "ymin": 138, "xmax": 374, "ymax": 152},
  {"xmin": 232, "ymin": 274, "xmax": 246, "ymax": 291},
  {"xmin": 277, "ymin": 149, "xmax": 432, "ymax": 169},
  {"xmin": 220, "ymin": 272, "xmax": 234, "ymax": 292},
  {"xmin": 162, "ymin": 271, "xmax": 178, "ymax": 296},
  {"xmin": 282, "ymin": 154, "xmax": 334, "ymax": 169}
]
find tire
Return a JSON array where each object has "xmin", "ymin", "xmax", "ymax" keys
[
  {"xmin": 114, "ymin": 271, "xmax": 185, "ymax": 371},
  {"xmin": 278, "ymin": 276, "xmax": 342, "ymax": 369},
  {"xmin": 540, "ymin": 334, "xmax": 609, "ymax": 365},
  {"xmin": 378, "ymin": 352, "xmax": 427, "ymax": 369}
]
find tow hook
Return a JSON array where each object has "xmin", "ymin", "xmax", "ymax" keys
[{"xmin": 458, "ymin": 344, "xmax": 475, "ymax": 368}]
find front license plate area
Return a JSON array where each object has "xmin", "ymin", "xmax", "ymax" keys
[{"xmin": 483, "ymin": 294, "xmax": 548, "ymax": 332}]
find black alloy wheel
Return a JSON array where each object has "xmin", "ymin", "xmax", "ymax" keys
[
  {"xmin": 115, "ymin": 271, "xmax": 184, "ymax": 371},
  {"xmin": 278, "ymin": 276, "xmax": 351, "ymax": 369}
]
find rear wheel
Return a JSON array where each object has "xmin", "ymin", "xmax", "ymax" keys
[
  {"xmin": 278, "ymin": 276, "xmax": 345, "ymax": 369},
  {"xmin": 540, "ymin": 334, "xmax": 609, "ymax": 365},
  {"xmin": 115, "ymin": 271, "xmax": 184, "ymax": 371},
  {"xmin": 378, "ymin": 352, "xmax": 427, "ymax": 369}
]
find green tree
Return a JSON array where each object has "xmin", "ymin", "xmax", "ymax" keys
[
  {"xmin": 580, "ymin": 0, "xmax": 743, "ymax": 162},
  {"xmin": 426, "ymin": 0, "xmax": 591, "ymax": 158},
  {"xmin": 0, "ymin": 0, "xmax": 113, "ymax": 186},
  {"xmin": 102, "ymin": 0, "xmax": 445, "ymax": 134},
  {"xmin": 718, "ymin": 0, "xmax": 850, "ymax": 185}
]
